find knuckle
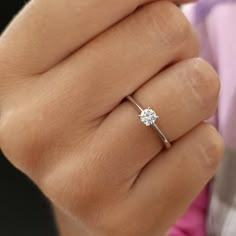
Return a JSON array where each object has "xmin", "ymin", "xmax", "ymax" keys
[
  {"xmin": 0, "ymin": 107, "xmax": 52, "ymax": 174},
  {"xmin": 0, "ymin": 113, "xmax": 34, "ymax": 170},
  {"xmin": 187, "ymin": 58, "xmax": 220, "ymax": 114},
  {"xmin": 200, "ymin": 123, "xmax": 224, "ymax": 169},
  {"xmin": 139, "ymin": 1, "xmax": 193, "ymax": 47}
]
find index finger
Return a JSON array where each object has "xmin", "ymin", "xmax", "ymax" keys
[{"xmin": 0, "ymin": 0, "xmax": 197, "ymax": 76}]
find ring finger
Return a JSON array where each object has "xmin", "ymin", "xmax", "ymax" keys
[{"xmin": 95, "ymin": 58, "xmax": 220, "ymax": 181}]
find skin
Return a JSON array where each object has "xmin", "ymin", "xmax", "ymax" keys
[{"xmin": 0, "ymin": 0, "xmax": 224, "ymax": 235}]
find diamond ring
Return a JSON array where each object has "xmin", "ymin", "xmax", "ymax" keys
[{"xmin": 126, "ymin": 95, "xmax": 171, "ymax": 149}]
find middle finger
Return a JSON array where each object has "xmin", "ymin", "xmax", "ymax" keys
[{"xmin": 50, "ymin": 1, "xmax": 198, "ymax": 119}]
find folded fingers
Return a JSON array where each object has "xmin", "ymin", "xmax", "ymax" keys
[
  {"xmin": 0, "ymin": 0, "xmax": 196, "ymax": 76},
  {"xmin": 95, "ymin": 58, "xmax": 220, "ymax": 182},
  {"xmin": 49, "ymin": 1, "xmax": 198, "ymax": 120}
]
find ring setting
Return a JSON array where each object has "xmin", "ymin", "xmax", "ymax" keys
[
  {"xmin": 139, "ymin": 107, "xmax": 159, "ymax": 126},
  {"xmin": 126, "ymin": 95, "xmax": 171, "ymax": 149}
]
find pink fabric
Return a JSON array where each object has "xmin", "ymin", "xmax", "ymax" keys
[{"xmin": 169, "ymin": 188, "xmax": 208, "ymax": 236}]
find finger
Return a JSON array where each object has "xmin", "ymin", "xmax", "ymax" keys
[
  {"xmin": 125, "ymin": 123, "xmax": 224, "ymax": 236},
  {"xmin": 51, "ymin": 1, "xmax": 198, "ymax": 119},
  {"xmin": 97, "ymin": 58, "xmax": 220, "ymax": 178},
  {"xmin": 0, "ymin": 0, "xmax": 196, "ymax": 76}
]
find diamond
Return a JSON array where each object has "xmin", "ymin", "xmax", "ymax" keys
[{"xmin": 139, "ymin": 107, "xmax": 159, "ymax": 126}]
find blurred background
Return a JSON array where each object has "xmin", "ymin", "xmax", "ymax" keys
[{"xmin": 0, "ymin": 1, "xmax": 58, "ymax": 235}]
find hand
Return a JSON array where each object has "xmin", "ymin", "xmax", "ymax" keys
[{"xmin": 0, "ymin": 0, "xmax": 223, "ymax": 235}]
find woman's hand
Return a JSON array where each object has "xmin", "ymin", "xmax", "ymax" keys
[{"xmin": 0, "ymin": 0, "xmax": 223, "ymax": 235}]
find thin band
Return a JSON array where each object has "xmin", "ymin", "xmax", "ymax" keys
[{"xmin": 126, "ymin": 95, "xmax": 171, "ymax": 149}]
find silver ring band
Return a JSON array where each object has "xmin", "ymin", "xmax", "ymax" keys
[{"xmin": 126, "ymin": 95, "xmax": 171, "ymax": 149}]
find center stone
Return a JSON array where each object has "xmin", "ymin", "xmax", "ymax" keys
[{"xmin": 139, "ymin": 107, "xmax": 159, "ymax": 126}]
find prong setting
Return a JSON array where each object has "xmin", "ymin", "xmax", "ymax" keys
[{"xmin": 139, "ymin": 107, "xmax": 159, "ymax": 126}]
